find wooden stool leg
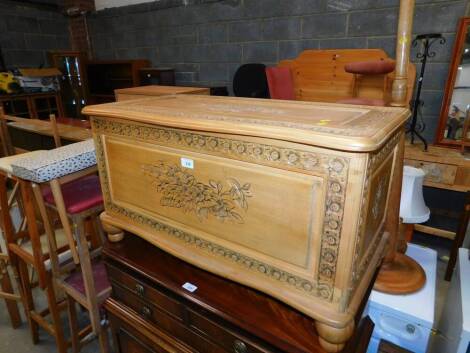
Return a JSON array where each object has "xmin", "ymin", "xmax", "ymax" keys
[
  {"xmin": 45, "ymin": 275, "xmax": 67, "ymax": 353},
  {"xmin": 0, "ymin": 262, "xmax": 22, "ymax": 328},
  {"xmin": 17, "ymin": 260, "xmax": 39, "ymax": 344},
  {"xmin": 67, "ymin": 295, "xmax": 80, "ymax": 353},
  {"xmin": 97, "ymin": 325, "xmax": 110, "ymax": 353},
  {"xmin": 75, "ymin": 217, "xmax": 109, "ymax": 353}
]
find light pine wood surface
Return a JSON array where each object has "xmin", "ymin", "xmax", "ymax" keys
[
  {"xmin": 115, "ymin": 85, "xmax": 210, "ymax": 101},
  {"xmin": 83, "ymin": 95, "xmax": 408, "ymax": 352}
]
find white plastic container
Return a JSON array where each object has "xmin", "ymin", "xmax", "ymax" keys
[{"xmin": 366, "ymin": 244, "xmax": 437, "ymax": 353}]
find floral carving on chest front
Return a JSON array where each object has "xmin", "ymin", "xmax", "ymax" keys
[{"xmin": 142, "ymin": 161, "xmax": 252, "ymax": 223}]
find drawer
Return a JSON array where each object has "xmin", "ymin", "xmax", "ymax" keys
[
  {"xmin": 187, "ymin": 309, "xmax": 268, "ymax": 353},
  {"xmin": 404, "ymin": 159, "xmax": 457, "ymax": 185},
  {"xmin": 107, "ymin": 264, "xmax": 184, "ymax": 322},
  {"xmin": 112, "ymin": 284, "xmax": 225, "ymax": 353},
  {"xmin": 107, "ymin": 298, "xmax": 193, "ymax": 353}
]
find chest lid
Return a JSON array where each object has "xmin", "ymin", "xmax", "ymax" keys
[{"xmin": 82, "ymin": 95, "xmax": 409, "ymax": 152}]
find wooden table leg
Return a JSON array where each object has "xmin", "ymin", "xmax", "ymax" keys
[{"xmin": 445, "ymin": 191, "xmax": 470, "ymax": 281}]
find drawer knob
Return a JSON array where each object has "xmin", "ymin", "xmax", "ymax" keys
[
  {"xmin": 135, "ymin": 283, "xmax": 145, "ymax": 297},
  {"xmin": 141, "ymin": 306, "xmax": 152, "ymax": 318},
  {"xmin": 233, "ymin": 340, "xmax": 247, "ymax": 353}
]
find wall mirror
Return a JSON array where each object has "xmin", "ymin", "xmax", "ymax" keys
[{"xmin": 436, "ymin": 17, "xmax": 470, "ymax": 147}]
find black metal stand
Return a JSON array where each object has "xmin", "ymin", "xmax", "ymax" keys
[{"xmin": 409, "ymin": 33, "xmax": 446, "ymax": 151}]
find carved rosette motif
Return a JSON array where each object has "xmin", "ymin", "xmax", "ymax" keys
[
  {"xmin": 92, "ymin": 117, "xmax": 351, "ymax": 302},
  {"xmin": 345, "ymin": 131, "xmax": 402, "ymax": 306}
]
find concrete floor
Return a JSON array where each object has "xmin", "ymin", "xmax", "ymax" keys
[
  {"xmin": 0, "ymin": 231, "xmax": 457, "ymax": 353},
  {"xmin": 0, "ymin": 276, "xmax": 101, "ymax": 353}
]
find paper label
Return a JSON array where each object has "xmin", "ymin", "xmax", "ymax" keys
[
  {"xmin": 182, "ymin": 282, "xmax": 198, "ymax": 293},
  {"xmin": 181, "ymin": 157, "xmax": 194, "ymax": 169}
]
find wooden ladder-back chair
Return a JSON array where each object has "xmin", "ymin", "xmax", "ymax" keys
[{"xmin": 11, "ymin": 139, "xmax": 111, "ymax": 353}]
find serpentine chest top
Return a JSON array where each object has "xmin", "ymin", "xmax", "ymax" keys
[{"xmin": 83, "ymin": 95, "xmax": 409, "ymax": 352}]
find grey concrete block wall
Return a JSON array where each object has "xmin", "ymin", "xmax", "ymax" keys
[
  {"xmin": 89, "ymin": 0, "xmax": 469, "ymax": 141},
  {"xmin": 0, "ymin": 0, "xmax": 70, "ymax": 68}
]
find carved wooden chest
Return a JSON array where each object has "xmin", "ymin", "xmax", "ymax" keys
[{"xmin": 83, "ymin": 95, "xmax": 409, "ymax": 352}]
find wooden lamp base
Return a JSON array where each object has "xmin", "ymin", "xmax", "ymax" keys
[{"xmin": 374, "ymin": 252, "xmax": 426, "ymax": 294}]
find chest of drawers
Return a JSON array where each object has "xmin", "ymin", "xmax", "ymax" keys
[{"xmin": 103, "ymin": 235, "xmax": 374, "ymax": 353}]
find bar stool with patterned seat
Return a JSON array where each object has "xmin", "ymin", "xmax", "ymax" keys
[
  {"xmin": 12, "ymin": 139, "xmax": 111, "ymax": 353},
  {"xmin": 0, "ymin": 105, "xmax": 76, "ymax": 342},
  {"xmin": 0, "ymin": 148, "xmax": 76, "ymax": 353}
]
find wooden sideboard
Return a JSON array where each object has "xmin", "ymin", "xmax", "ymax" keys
[{"xmin": 104, "ymin": 235, "xmax": 375, "ymax": 353}]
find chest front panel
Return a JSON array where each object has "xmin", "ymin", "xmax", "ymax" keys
[{"xmin": 92, "ymin": 115, "xmax": 397, "ymax": 324}]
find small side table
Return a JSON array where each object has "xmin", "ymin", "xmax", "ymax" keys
[{"xmin": 366, "ymin": 244, "xmax": 437, "ymax": 353}]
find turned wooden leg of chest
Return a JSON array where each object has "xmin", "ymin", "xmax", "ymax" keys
[
  {"xmin": 100, "ymin": 212, "xmax": 124, "ymax": 243},
  {"xmin": 315, "ymin": 320, "xmax": 355, "ymax": 353}
]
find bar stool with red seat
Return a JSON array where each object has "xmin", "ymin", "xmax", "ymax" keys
[
  {"xmin": 337, "ymin": 60, "xmax": 396, "ymax": 107},
  {"xmin": 12, "ymin": 139, "xmax": 111, "ymax": 353}
]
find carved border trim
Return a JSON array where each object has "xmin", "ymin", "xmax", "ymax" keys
[
  {"xmin": 94, "ymin": 100, "xmax": 400, "ymax": 137},
  {"xmin": 92, "ymin": 117, "xmax": 351, "ymax": 302},
  {"xmin": 346, "ymin": 131, "xmax": 401, "ymax": 304}
]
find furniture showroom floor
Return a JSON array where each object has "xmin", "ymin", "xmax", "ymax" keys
[{"xmin": 0, "ymin": 231, "xmax": 454, "ymax": 353}]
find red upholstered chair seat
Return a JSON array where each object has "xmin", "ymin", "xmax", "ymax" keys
[
  {"xmin": 344, "ymin": 60, "xmax": 395, "ymax": 75},
  {"xmin": 336, "ymin": 98, "xmax": 386, "ymax": 106},
  {"xmin": 64, "ymin": 261, "xmax": 110, "ymax": 298},
  {"xmin": 42, "ymin": 175, "xmax": 103, "ymax": 214},
  {"xmin": 266, "ymin": 67, "xmax": 296, "ymax": 100}
]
